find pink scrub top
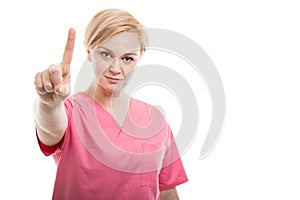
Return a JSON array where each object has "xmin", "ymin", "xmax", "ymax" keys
[{"xmin": 37, "ymin": 92, "xmax": 188, "ymax": 200}]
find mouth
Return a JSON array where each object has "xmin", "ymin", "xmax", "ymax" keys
[{"xmin": 105, "ymin": 75, "xmax": 123, "ymax": 84}]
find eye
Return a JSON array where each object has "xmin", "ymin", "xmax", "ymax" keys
[
  {"xmin": 122, "ymin": 56, "xmax": 134, "ymax": 63},
  {"xmin": 101, "ymin": 51, "xmax": 111, "ymax": 58}
]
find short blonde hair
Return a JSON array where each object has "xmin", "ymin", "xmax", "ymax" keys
[{"xmin": 84, "ymin": 9, "xmax": 146, "ymax": 55}]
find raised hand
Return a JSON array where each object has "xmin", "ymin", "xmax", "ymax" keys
[{"xmin": 34, "ymin": 28, "xmax": 76, "ymax": 106}]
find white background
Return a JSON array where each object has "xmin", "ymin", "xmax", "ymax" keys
[{"xmin": 0, "ymin": 0, "xmax": 300, "ymax": 199}]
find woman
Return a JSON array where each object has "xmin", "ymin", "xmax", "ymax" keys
[{"xmin": 34, "ymin": 9, "xmax": 188, "ymax": 200}]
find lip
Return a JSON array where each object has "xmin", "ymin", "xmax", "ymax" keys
[{"xmin": 105, "ymin": 75, "xmax": 123, "ymax": 84}]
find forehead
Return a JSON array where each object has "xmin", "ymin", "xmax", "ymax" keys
[{"xmin": 101, "ymin": 31, "xmax": 141, "ymax": 55}]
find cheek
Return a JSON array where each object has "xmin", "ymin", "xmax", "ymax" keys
[
  {"xmin": 123, "ymin": 65, "xmax": 137, "ymax": 75},
  {"xmin": 93, "ymin": 62, "xmax": 109, "ymax": 79}
]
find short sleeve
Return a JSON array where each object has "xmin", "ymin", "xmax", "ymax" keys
[
  {"xmin": 36, "ymin": 97, "xmax": 73, "ymax": 157},
  {"xmin": 159, "ymin": 125, "xmax": 188, "ymax": 191},
  {"xmin": 36, "ymin": 133, "xmax": 65, "ymax": 156}
]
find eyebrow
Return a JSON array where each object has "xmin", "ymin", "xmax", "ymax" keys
[
  {"xmin": 97, "ymin": 46, "xmax": 139, "ymax": 57},
  {"xmin": 97, "ymin": 46, "xmax": 115, "ymax": 57}
]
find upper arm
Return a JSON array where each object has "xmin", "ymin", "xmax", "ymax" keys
[{"xmin": 160, "ymin": 188, "xmax": 179, "ymax": 200}]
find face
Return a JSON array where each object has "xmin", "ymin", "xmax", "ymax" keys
[{"xmin": 88, "ymin": 31, "xmax": 141, "ymax": 95}]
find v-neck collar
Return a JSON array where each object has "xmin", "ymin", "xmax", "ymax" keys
[{"xmin": 78, "ymin": 92, "xmax": 132, "ymax": 129}]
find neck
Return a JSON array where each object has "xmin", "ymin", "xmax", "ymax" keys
[{"xmin": 85, "ymin": 82, "xmax": 129, "ymax": 112}]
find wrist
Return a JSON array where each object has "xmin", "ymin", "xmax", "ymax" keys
[
  {"xmin": 36, "ymin": 95, "xmax": 65, "ymax": 109},
  {"xmin": 34, "ymin": 98, "xmax": 67, "ymax": 134}
]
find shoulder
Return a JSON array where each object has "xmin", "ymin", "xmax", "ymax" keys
[
  {"xmin": 130, "ymin": 97, "xmax": 165, "ymax": 118},
  {"xmin": 63, "ymin": 92, "xmax": 92, "ymax": 117},
  {"xmin": 64, "ymin": 92, "xmax": 92, "ymax": 107}
]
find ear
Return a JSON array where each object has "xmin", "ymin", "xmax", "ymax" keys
[{"xmin": 87, "ymin": 50, "xmax": 91, "ymax": 61}]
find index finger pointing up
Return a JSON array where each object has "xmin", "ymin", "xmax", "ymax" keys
[{"xmin": 62, "ymin": 28, "xmax": 76, "ymax": 76}]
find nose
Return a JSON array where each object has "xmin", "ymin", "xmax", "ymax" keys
[{"xmin": 109, "ymin": 59, "xmax": 122, "ymax": 74}]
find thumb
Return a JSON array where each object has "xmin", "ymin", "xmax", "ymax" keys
[{"xmin": 54, "ymin": 76, "xmax": 71, "ymax": 97}]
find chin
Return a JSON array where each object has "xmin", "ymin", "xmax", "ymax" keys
[{"xmin": 105, "ymin": 87, "xmax": 123, "ymax": 96}]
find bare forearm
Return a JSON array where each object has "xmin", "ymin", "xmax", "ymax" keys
[
  {"xmin": 160, "ymin": 188, "xmax": 180, "ymax": 200},
  {"xmin": 34, "ymin": 98, "xmax": 67, "ymax": 136}
]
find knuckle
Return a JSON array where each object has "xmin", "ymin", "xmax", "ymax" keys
[
  {"xmin": 51, "ymin": 68, "xmax": 60, "ymax": 76},
  {"xmin": 44, "ymin": 84, "xmax": 53, "ymax": 92},
  {"xmin": 34, "ymin": 72, "xmax": 41, "ymax": 79},
  {"xmin": 36, "ymin": 88, "xmax": 46, "ymax": 95},
  {"xmin": 49, "ymin": 64, "xmax": 61, "ymax": 70},
  {"xmin": 49, "ymin": 65, "xmax": 53, "ymax": 70},
  {"xmin": 34, "ymin": 74, "xmax": 40, "ymax": 82},
  {"xmin": 35, "ymin": 82, "xmax": 43, "ymax": 89},
  {"xmin": 34, "ymin": 74, "xmax": 43, "ymax": 87},
  {"xmin": 42, "ymin": 69, "xmax": 50, "ymax": 76},
  {"xmin": 49, "ymin": 64, "xmax": 62, "ymax": 77}
]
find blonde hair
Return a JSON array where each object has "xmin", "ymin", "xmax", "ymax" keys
[{"xmin": 84, "ymin": 9, "xmax": 146, "ymax": 55}]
